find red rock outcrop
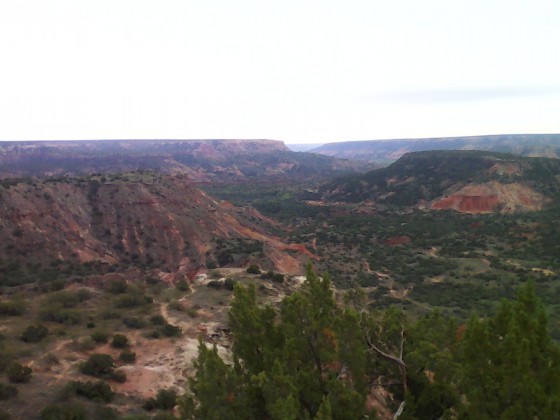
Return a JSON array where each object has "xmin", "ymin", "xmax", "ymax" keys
[{"xmin": 431, "ymin": 182, "xmax": 548, "ymax": 214}]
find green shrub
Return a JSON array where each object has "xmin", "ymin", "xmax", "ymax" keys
[
  {"xmin": 119, "ymin": 350, "xmax": 137, "ymax": 364},
  {"xmin": 272, "ymin": 273, "xmax": 285, "ymax": 283},
  {"xmin": 206, "ymin": 280, "xmax": 222, "ymax": 289},
  {"xmin": 246, "ymin": 265, "xmax": 261, "ymax": 274},
  {"xmin": 123, "ymin": 316, "xmax": 146, "ymax": 329},
  {"xmin": 143, "ymin": 388, "xmax": 178, "ymax": 411},
  {"xmin": 40, "ymin": 402, "xmax": 86, "ymax": 420},
  {"xmin": 176, "ymin": 280, "xmax": 190, "ymax": 291},
  {"xmin": 115, "ymin": 293, "xmax": 147, "ymax": 308},
  {"xmin": 161, "ymin": 324, "xmax": 181, "ymax": 337},
  {"xmin": 107, "ymin": 280, "xmax": 128, "ymax": 294},
  {"xmin": 111, "ymin": 334, "xmax": 129, "ymax": 349},
  {"xmin": 0, "ymin": 300, "xmax": 26, "ymax": 316},
  {"xmin": 147, "ymin": 330, "xmax": 161, "ymax": 339},
  {"xmin": 20, "ymin": 324, "xmax": 49, "ymax": 343},
  {"xmin": 150, "ymin": 315, "xmax": 166, "ymax": 325},
  {"xmin": 109, "ymin": 369, "xmax": 127, "ymax": 383},
  {"xmin": 77, "ymin": 337, "xmax": 96, "ymax": 351},
  {"xmin": 168, "ymin": 300, "xmax": 185, "ymax": 312},
  {"xmin": 185, "ymin": 307, "xmax": 198, "ymax": 318},
  {"xmin": 224, "ymin": 278, "xmax": 237, "ymax": 291},
  {"xmin": 92, "ymin": 406, "xmax": 118, "ymax": 420},
  {"xmin": 7, "ymin": 362, "xmax": 32, "ymax": 383},
  {"xmin": 80, "ymin": 354, "xmax": 115, "ymax": 377},
  {"xmin": 90, "ymin": 331, "xmax": 109, "ymax": 344},
  {"xmin": 66, "ymin": 380, "xmax": 115, "ymax": 403},
  {"xmin": 0, "ymin": 382, "xmax": 17, "ymax": 400},
  {"xmin": 46, "ymin": 290, "xmax": 89, "ymax": 308},
  {"xmin": 38, "ymin": 303, "xmax": 81, "ymax": 324}
]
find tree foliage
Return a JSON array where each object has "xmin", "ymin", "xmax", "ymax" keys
[
  {"xmin": 459, "ymin": 282, "xmax": 560, "ymax": 418},
  {"xmin": 182, "ymin": 269, "xmax": 560, "ymax": 419}
]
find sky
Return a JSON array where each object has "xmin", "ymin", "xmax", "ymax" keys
[{"xmin": 0, "ymin": 0, "xmax": 559, "ymax": 144}]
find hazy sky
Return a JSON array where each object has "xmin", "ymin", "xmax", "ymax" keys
[{"xmin": 1, "ymin": 0, "xmax": 559, "ymax": 143}]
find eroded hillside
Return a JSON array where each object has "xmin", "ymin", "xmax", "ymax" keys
[
  {"xmin": 0, "ymin": 173, "xmax": 315, "ymax": 289},
  {"xmin": 321, "ymin": 150, "xmax": 560, "ymax": 213}
]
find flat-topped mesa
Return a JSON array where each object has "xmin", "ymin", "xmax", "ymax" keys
[
  {"xmin": 0, "ymin": 139, "xmax": 369, "ymax": 181},
  {"xmin": 311, "ymin": 134, "xmax": 560, "ymax": 163}
]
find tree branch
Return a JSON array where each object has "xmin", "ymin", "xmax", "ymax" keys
[{"xmin": 364, "ymin": 324, "xmax": 407, "ymax": 419}]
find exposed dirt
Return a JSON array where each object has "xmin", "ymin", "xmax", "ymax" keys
[
  {"xmin": 431, "ymin": 181, "xmax": 548, "ymax": 213},
  {"xmin": 385, "ymin": 236, "xmax": 411, "ymax": 246}
]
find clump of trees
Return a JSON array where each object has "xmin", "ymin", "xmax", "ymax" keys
[{"xmin": 181, "ymin": 266, "xmax": 560, "ymax": 419}]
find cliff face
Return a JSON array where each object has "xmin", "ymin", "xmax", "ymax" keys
[
  {"xmin": 0, "ymin": 174, "xmax": 313, "ymax": 278},
  {"xmin": 0, "ymin": 139, "xmax": 370, "ymax": 181}
]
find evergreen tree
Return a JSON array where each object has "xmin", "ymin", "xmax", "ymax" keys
[{"xmin": 459, "ymin": 282, "xmax": 560, "ymax": 419}]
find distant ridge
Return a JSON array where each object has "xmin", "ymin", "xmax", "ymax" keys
[
  {"xmin": 0, "ymin": 139, "xmax": 370, "ymax": 181},
  {"xmin": 311, "ymin": 134, "xmax": 560, "ymax": 164}
]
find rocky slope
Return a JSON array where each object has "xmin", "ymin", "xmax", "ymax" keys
[
  {"xmin": 321, "ymin": 150, "xmax": 560, "ymax": 214},
  {"xmin": 0, "ymin": 173, "xmax": 315, "ymax": 286},
  {"xmin": 0, "ymin": 139, "xmax": 371, "ymax": 181},
  {"xmin": 311, "ymin": 134, "xmax": 560, "ymax": 164}
]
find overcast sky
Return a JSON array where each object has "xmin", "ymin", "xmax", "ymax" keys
[{"xmin": 1, "ymin": 0, "xmax": 559, "ymax": 143}]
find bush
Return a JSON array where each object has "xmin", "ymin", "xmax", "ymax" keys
[
  {"xmin": 168, "ymin": 300, "xmax": 185, "ymax": 312},
  {"xmin": 185, "ymin": 307, "xmax": 198, "ymax": 318},
  {"xmin": 80, "ymin": 354, "xmax": 115, "ymax": 377},
  {"xmin": 20, "ymin": 324, "xmax": 49, "ymax": 343},
  {"xmin": 207, "ymin": 280, "xmax": 222, "ymax": 289},
  {"xmin": 224, "ymin": 278, "xmax": 237, "ymax": 291},
  {"xmin": 92, "ymin": 406, "xmax": 118, "ymax": 420},
  {"xmin": 0, "ymin": 382, "xmax": 17, "ymax": 400},
  {"xmin": 115, "ymin": 294, "xmax": 145, "ymax": 308},
  {"xmin": 176, "ymin": 280, "xmax": 190, "ymax": 291},
  {"xmin": 123, "ymin": 316, "xmax": 146, "ymax": 329},
  {"xmin": 66, "ymin": 380, "xmax": 115, "ymax": 403},
  {"xmin": 107, "ymin": 280, "xmax": 128, "ymax": 294},
  {"xmin": 0, "ymin": 300, "xmax": 26, "ymax": 316},
  {"xmin": 143, "ymin": 388, "xmax": 178, "ymax": 411},
  {"xmin": 150, "ymin": 314, "xmax": 166, "ymax": 325},
  {"xmin": 161, "ymin": 324, "xmax": 181, "ymax": 337},
  {"xmin": 111, "ymin": 334, "xmax": 129, "ymax": 348},
  {"xmin": 38, "ymin": 303, "xmax": 81, "ymax": 325},
  {"xmin": 77, "ymin": 337, "xmax": 96, "ymax": 351},
  {"xmin": 246, "ymin": 265, "xmax": 261, "ymax": 274},
  {"xmin": 90, "ymin": 331, "xmax": 109, "ymax": 344},
  {"xmin": 40, "ymin": 402, "xmax": 87, "ymax": 420},
  {"xmin": 109, "ymin": 369, "xmax": 127, "ymax": 383},
  {"xmin": 119, "ymin": 350, "xmax": 137, "ymax": 364},
  {"xmin": 7, "ymin": 362, "xmax": 32, "ymax": 383},
  {"xmin": 46, "ymin": 290, "xmax": 89, "ymax": 308},
  {"xmin": 272, "ymin": 273, "xmax": 285, "ymax": 283}
]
